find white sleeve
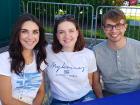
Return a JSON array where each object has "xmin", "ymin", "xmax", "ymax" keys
[
  {"xmin": 88, "ymin": 51, "xmax": 97, "ymax": 73},
  {"xmin": 0, "ymin": 52, "xmax": 11, "ymax": 76},
  {"xmin": 40, "ymin": 61, "xmax": 47, "ymax": 71}
]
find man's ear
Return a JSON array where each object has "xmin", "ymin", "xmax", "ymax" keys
[{"xmin": 125, "ymin": 23, "xmax": 128, "ymax": 30}]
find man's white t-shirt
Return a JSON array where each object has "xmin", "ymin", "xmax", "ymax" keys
[
  {"xmin": 46, "ymin": 45, "xmax": 97, "ymax": 101},
  {"xmin": 0, "ymin": 51, "xmax": 46, "ymax": 104}
]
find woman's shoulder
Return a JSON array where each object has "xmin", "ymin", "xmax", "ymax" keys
[
  {"xmin": 0, "ymin": 51, "xmax": 9, "ymax": 59},
  {"xmin": 81, "ymin": 47, "xmax": 95, "ymax": 55},
  {"xmin": 83, "ymin": 47, "xmax": 93, "ymax": 52},
  {"xmin": 46, "ymin": 44, "xmax": 52, "ymax": 51},
  {"xmin": 0, "ymin": 51, "xmax": 11, "ymax": 76},
  {"xmin": 46, "ymin": 44, "xmax": 55, "ymax": 55},
  {"xmin": 0, "ymin": 51, "xmax": 10, "ymax": 69}
]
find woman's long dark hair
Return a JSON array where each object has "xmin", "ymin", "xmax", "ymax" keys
[{"xmin": 9, "ymin": 13, "xmax": 47, "ymax": 75}]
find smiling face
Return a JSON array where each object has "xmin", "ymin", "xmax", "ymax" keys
[
  {"xmin": 103, "ymin": 19, "xmax": 127, "ymax": 43},
  {"xmin": 56, "ymin": 21, "xmax": 79, "ymax": 52},
  {"xmin": 19, "ymin": 20, "xmax": 39, "ymax": 51}
]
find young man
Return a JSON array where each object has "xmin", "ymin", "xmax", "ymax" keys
[{"xmin": 93, "ymin": 9, "xmax": 140, "ymax": 96}]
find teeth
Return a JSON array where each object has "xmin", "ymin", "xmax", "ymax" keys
[
  {"xmin": 26, "ymin": 41, "xmax": 34, "ymax": 45},
  {"xmin": 111, "ymin": 34, "xmax": 118, "ymax": 38},
  {"xmin": 64, "ymin": 40, "xmax": 71, "ymax": 43}
]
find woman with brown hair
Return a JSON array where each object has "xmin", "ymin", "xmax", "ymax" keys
[
  {"xmin": 46, "ymin": 14, "xmax": 103, "ymax": 105},
  {"xmin": 0, "ymin": 13, "xmax": 47, "ymax": 105}
]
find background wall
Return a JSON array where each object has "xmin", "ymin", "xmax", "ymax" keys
[{"xmin": 0, "ymin": 0, "xmax": 20, "ymax": 47}]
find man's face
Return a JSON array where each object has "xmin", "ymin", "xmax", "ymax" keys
[{"xmin": 103, "ymin": 19, "xmax": 127, "ymax": 43}]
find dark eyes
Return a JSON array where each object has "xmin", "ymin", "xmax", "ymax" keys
[
  {"xmin": 20, "ymin": 29, "xmax": 39, "ymax": 35},
  {"xmin": 57, "ymin": 30, "xmax": 75, "ymax": 34}
]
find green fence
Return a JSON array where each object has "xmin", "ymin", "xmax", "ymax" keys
[{"xmin": 0, "ymin": 0, "xmax": 20, "ymax": 47}]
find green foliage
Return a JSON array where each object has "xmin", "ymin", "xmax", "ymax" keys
[
  {"xmin": 127, "ymin": 16, "xmax": 140, "ymax": 21},
  {"xmin": 21, "ymin": 0, "xmax": 140, "ymax": 41},
  {"xmin": 21, "ymin": 0, "xmax": 124, "ymax": 12},
  {"xmin": 126, "ymin": 25, "xmax": 140, "ymax": 40},
  {"xmin": 55, "ymin": 9, "xmax": 67, "ymax": 15},
  {"xmin": 44, "ymin": 26, "xmax": 53, "ymax": 33}
]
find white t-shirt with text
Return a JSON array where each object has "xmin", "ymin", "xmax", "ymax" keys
[{"xmin": 46, "ymin": 45, "xmax": 97, "ymax": 101}]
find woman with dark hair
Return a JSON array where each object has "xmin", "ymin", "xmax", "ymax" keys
[
  {"xmin": 46, "ymin": 14, "xmax": 103, "ymax": 105},
  {"xmin": 0, "ymin": 13, "xmax": 47, "ymax": 105}
]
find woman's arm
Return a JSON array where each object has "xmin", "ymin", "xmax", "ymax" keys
[
  {"xmin": 88, "ymin": 71, "xmax": 103, "ymax": 98},
  {"xmin": 88, "ymin": 72, "xmax": 93, "ymax": 87},
  {"xmin": 32, "ymin": 72, "xmax": 45, "ymax": 105},
  {"xmin": 0, "ymin": 75, "xmax": 30, "ymax": 105}
]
